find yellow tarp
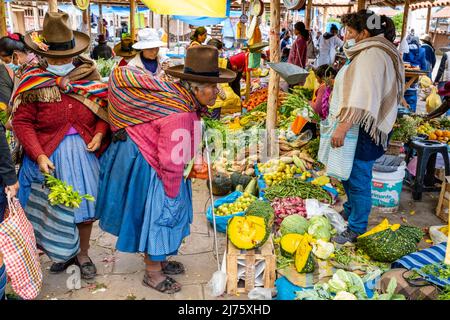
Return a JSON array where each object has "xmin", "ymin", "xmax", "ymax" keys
[{"xmin": 141, "ymin": 0, "xmax": 228, "ymax": 17}]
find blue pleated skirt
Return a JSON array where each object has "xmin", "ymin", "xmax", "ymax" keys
[
  {"xmin": 95, "ymin": 136, "xmax": 193, "ymax": 261},
  {"xmin": 18, "ymin": 134, "xmax": 100, "ymax": 224}
]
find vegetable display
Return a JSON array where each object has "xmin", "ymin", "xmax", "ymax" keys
[
  {"xmin": 245, "ymin": 200, "xmax": 275, "ymax": 227},
  {"xmin": 312, "ymin": 240, "xmax": 335, "ymax": 260},
  {"xmin": 296, "ymin": 269, "xmax": 405, "ymax": 300},
  {"xmin": 280, "ymin": 215, "xmax": 309, "ymax": 236},
  {"xmin": 96, "ymin": 58, "xmax": 117, "ymax": 78},
  {"xmin": 264, "ymin": 178, "xmax": 332, "ymax": 203},
  {"xmin": 227, "ymin": 215, "xmax": 269, "ymax": 250},
  {"xmin": 215, "ymin": 193, "xmax": 257, "ymax": 216},
  {"xmin": 271, "ymin": 197, "xmax": 307, "ymax": 225},
  {"xmin": 280, "ymin": 233, "xmax": 305, "ymax": 257},
  {"xmin": 356, "ymin": 219, "xmax": 424, "ymax": 263},
  {"xmin": 307, "ymin": 216, "xmax": 333, "ymax": 242},
  {"xmin": 44, "ymin": 174, "xmax": 95, "ymax": 208},
  {"xmin": 210, "ymin": 173, "xmax": 233, "ymax": 196},
  {"xmin": 294, "ymin": 234, "xmax": 316, "ymax": 273}
]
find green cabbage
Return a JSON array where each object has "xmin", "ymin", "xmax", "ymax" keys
[
  {"xmin": 333, "ymin": 291, "xmax": 357, "ymax": 300},
  {"xmin": 280, "ymin": 215, "xmax": 309, "ymax": 236},
  {"xmin": 308, "ymin": 216, "xmax": 332, "ymax": 241}
]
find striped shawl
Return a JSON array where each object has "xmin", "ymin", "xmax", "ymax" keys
[
  {"xmin": 108, "ymin": 66, "xmax": 209, "ymax": 131},
  {"xmin": 12, "ymin": 58, "xmax": 109, "ymax": 122}
]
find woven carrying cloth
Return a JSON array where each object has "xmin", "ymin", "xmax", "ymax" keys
[
  {"xmin": 108, "ymin": 66, "xmax": 209, "ymax": 131},
  {"xmin": 12, "ymin": 65, "xmax": 109, "ymax": 122}
]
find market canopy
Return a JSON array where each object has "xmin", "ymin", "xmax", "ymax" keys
[
  {"xmin": 140, "ymin": 0, "xmax": 229, "ymax": 17},
  {"xmin": 410, "ymin": 0, "xmax": 450, "ymax": 9}
]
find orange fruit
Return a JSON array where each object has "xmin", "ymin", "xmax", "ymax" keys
[
  {"xmin": 429, "ymin": 133, "xmax": 438, "ymax": 140},
  {"xmin": 436, "ymin": 130, "xmax": 443, "ymax": 137},
  {"xmin": 445, "ymin": 131, "xmax": 450, "ymax": 138}
]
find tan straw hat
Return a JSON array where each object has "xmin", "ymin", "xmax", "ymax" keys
[{"xmin": 23, "ymin": 12, "xmax": 90, "ymax": 58}]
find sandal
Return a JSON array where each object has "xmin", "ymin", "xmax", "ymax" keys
[
  {"xmin": 74, "ymin": 256, "xmax": 97, "ymax": 280},
  {"xmin": 49, "ymin": 257, "xmax": 76, "ymax": 274},
  {"xmin": 161, "ymin": 261, "xmax": 185, "ymax": 275},
  {"xmin": 142, "ymin": 272, "xmax": 182, "ymax": 294}
]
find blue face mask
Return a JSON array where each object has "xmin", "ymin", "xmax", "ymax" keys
[
  {"xmin": 47, "ymin": 62, "xmax": 75, "ymax": 76},
  {"xmin": 7, "ymin": 63, "xmax": 19, "ymax": 72}
]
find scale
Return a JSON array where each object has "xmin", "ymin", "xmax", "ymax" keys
[
  {"xmin": 282, "ymin": 0, "xmax": 306, "ymax": 10},
  {"xmin": 247, "ymin": 0, "xmax": 264, "ymax": 40},
  {"xmin": 72, "ymin": 0, "xmax": 90, "ymax": 10}
]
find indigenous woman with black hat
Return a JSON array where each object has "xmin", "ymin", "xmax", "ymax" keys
[
  {"xmin": 96, "ymin": 45, "xmax": 236, "ymax": 294},
  {"xmin": 189, "ymin": 26, "xmax": 207, "ymax": 48},
  {"xmin": 12, "ymin": 12, "xmax": 110, "ymax": 279},
  {"xmin": 91, "ymin": 34, "xmax": 113, "ymax": 60}
]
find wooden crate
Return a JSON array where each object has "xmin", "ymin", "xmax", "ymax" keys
[
  {"xmin": 436, "ymin": 176, "xmax": 450, "ymax": 223},
  {"xmin": 226, "ymin": 236, "xmax": 276, "ymax": 295}
]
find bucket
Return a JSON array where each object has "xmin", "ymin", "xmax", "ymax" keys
[{"xmin": 371, "ymin": 164, "xmax": 406, "ymax": 213}]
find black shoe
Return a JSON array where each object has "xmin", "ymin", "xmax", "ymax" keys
[
  {"xmin": 49, "ymin": 257, "xmax": 76, "ymax": 274},
  {"xmin": 74, "ymin": 256, "xmax": 97, "ymax": 280},
  {"xmin": 332, "ymin": 228, "xmax": 360, "ymax": 245}
]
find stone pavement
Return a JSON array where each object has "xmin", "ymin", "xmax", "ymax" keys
[{"xmin": 32, "ymin": 179, "xmax": 248, "ymax": 300}]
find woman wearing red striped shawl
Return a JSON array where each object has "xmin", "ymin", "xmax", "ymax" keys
[
  {"xmin": 96, "ymin": 46, "xmax": 236, "ymax": 294},
  {"xmin": 11, "ymin": 12, "xmax": 110, "ymax": 280}
]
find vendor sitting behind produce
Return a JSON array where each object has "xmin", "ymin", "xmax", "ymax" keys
[{"xmin": 310, "ymin": 65, "xmax": 337, "ymax": 120}]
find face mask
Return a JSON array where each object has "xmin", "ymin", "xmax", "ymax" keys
[
  {"xmin": 345, "ymin": 38, "xmax": 356, "ymax": 49},
  {"xmin": 47, "ymin": 62, "xmax": 75, "ymax": 76},
  {"xmin": 7, "ymin": 63, "xmax": 19, "ymax": 72}
]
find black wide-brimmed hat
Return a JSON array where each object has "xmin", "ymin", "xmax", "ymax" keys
[{"xmin": 165, "ymin": 45, "xmax": 236, "ymax": 83}]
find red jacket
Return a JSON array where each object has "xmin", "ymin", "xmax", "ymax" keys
[
  {"xmin": 12, "ymin": 93, "xmax": 110, "ymax": 162},
  {"xmin": 288, "ymin": 36, "xmax": 308, "ymax": 68}
]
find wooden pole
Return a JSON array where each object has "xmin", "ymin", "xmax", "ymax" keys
[
  {"xmin": 322, "ymin": 7, "xmax": 328, "ymax": 33},
  {"xmin": 130, "ymin": 0, "xmax": 136, "ymax": 41},
  {"xmin": 98, "ymin": 3, "xmax": 103, "ymax": 35},
  {"xmin": 357, "ymin": 0, "xmax": 366, "ymax": 11},
  {"xmin": 0, "ymin": 0, "xmax": 6, "ymax": 37},
  {"xmin": 425, "ymin": 6, "xmax": 432, "ymax": 34},
  {"xmin": 82, "ymin": 5, "xmax": 91, "ymax": 36},
  {"xmin": 166, "ymin": 15, "xmax": 170, "ymax": 49},
  {"xmin": 151, "ymin": 11, "xmax": 154, "ymax": 28},
  {"xmin": 266, "ymin": 0, "xmax": 280, "ymax": 156},
  {"xmin": 6, "ymin": 1, "xmax": 13, "ymax": 33},
  {"xmin": 401, "ymin": 0, "xmax": 410, "ymax": 41},
  {"xmin": 48, "ymin": 0, "xmax": 57, "ymax": 13},
  {"xmin": 305, "ymin": 0, "xmax": 313, "ymax": 29}
]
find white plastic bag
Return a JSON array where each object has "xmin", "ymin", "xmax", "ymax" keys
[
  {"xmin": 429, "ymin": 225, "xmax": 448, "ymax": 245},
  {"xmin": 206, "ymin": 249, "xmax": 227, "ymax": 297},
  {"xmin": 306, "ymin": 199, "xmax": 347, "ymax": 234},
  {"xmin": 248, "ymin": 287, "xmax": 276, "ymax": 300}
]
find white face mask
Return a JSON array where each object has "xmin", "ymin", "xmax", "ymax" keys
[
  {"xmin": 345, "ymin": 38, "xmax": 356, "ymax": 49},
  {"xmin": 47, "ymin": 62, "xmax": 75, "ymax": 76}
]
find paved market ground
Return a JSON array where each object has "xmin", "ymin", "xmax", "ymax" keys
[{"xmin": 10, "ymin": 176, "xmax": 442, "ymax": 300}]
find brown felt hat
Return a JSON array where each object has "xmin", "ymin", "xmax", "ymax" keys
[
  {"xmin": 23, "ymin": 12, "xmax": 90, "ymax": 58},
  {"xmin": 165, "ymin": 45, "xmax": 236, "ymax": 83},
  {"xmin": 114, "ymin": 35, "xmax": 137, "ymax": 58}
]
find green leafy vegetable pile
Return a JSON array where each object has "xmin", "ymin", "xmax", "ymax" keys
[
  {"xmin": 44, "ymin": 174, "xmax": 95, "ymax": 208},
  {"xmin": 96, "ymin": 58, "xmax": 117, "ymax": 78}
]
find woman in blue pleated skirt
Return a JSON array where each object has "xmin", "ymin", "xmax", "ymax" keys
[{"xmin": 96, "ymin": 45, "xmax": 236, "ymax": 294}]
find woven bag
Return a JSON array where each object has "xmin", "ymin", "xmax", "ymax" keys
[{"xmin": 0, "ymin": 196, "xmax": 42, "ymax": 300}]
